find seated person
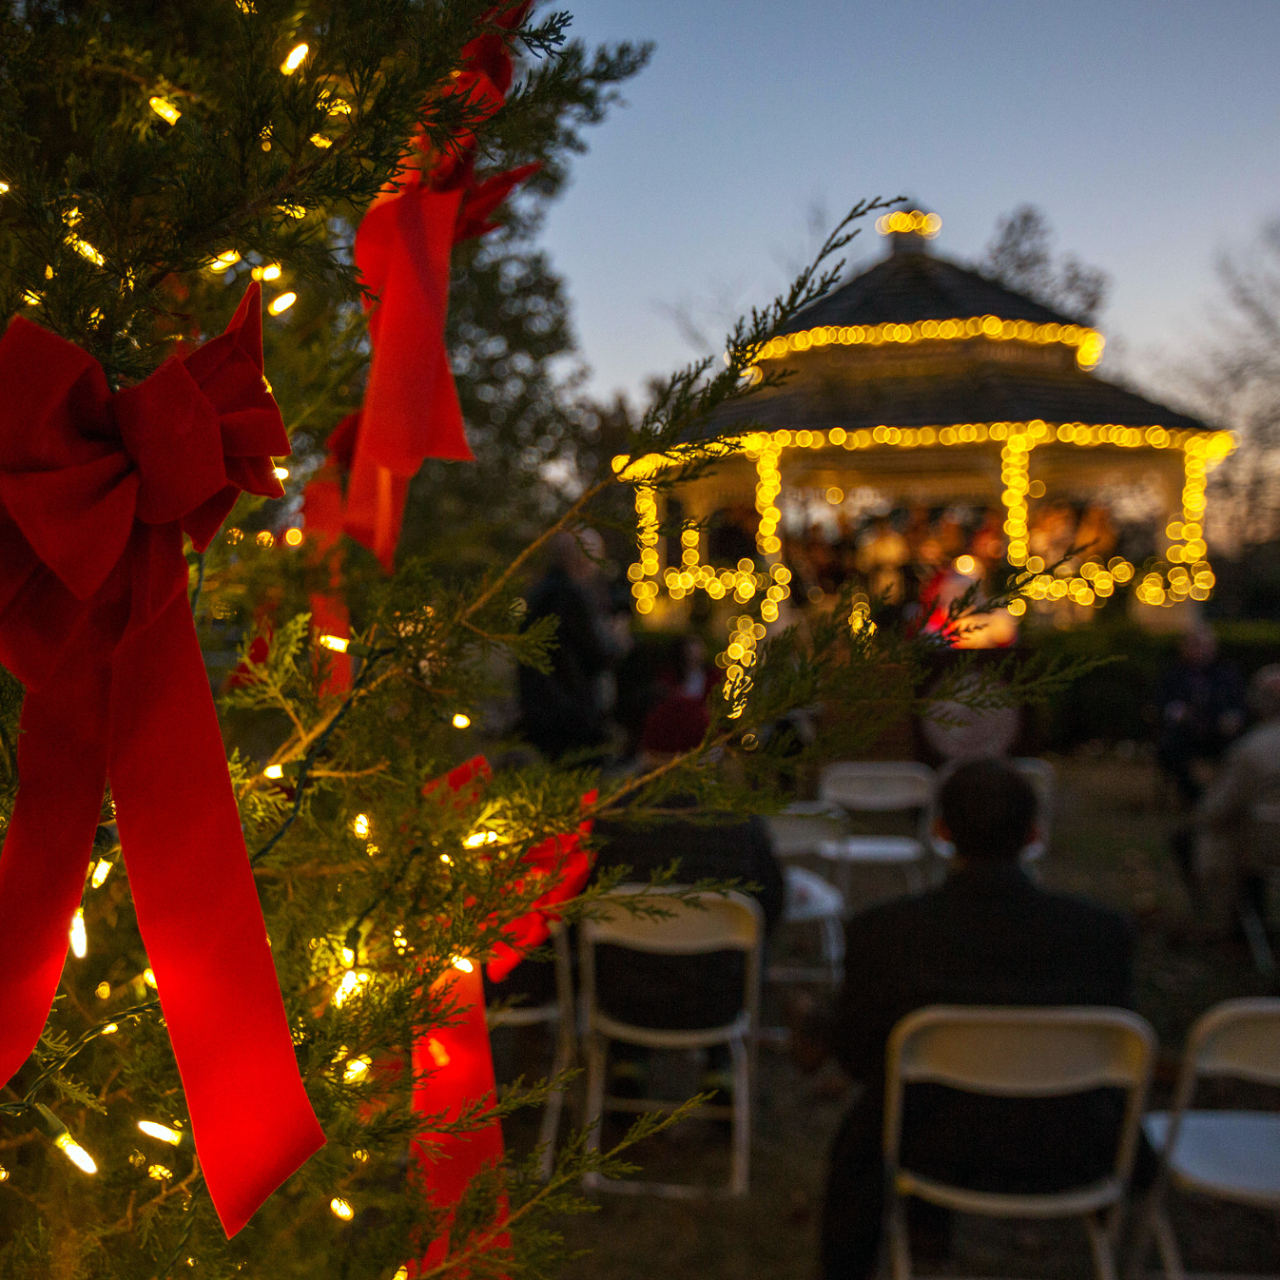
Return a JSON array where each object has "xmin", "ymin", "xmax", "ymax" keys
[
  {"xmin": 1194, "ymin": 664, "xmax": 1280, "ymax": 929},
  {"xmin": 806, "ymin": 758, "xmax": 1144, "ymax": 1280}
]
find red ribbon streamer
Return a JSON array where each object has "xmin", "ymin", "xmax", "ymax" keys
[
  {"xmin": 411, "ymin": 757, "xmax": 592, "ymax": 1268},
  {"xmin": 303, "ymin": 3, "xmax": 538, "ymax": 575},
  {"xmin": 0, "ymin": 284, "xmax": 325, "ymax": 1236}
]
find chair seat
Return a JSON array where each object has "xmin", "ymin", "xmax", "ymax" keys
[
  {"xmin": 1145, "ymin": 1110, "xmax": 1280, "ymax": 1208},
  {"xmin": 897, "ymin": 1169, "xmax": 1123, "ymax": 1218},
  {"xmin": 487, "ymin": 1001, "xmax": 559, "ymax": 1029},
  {"xmin": 783, "ymin": 865, "xmax": 845, "ymax": 923},
  {"xmin": 819, "ymin": 836, "xmax": 924, "ymax": 864},
  {"xmin": 591, "ymin": 1008, "xmax": 750, "ymax": 1051}
]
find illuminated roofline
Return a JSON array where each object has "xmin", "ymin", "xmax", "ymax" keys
[{"xmin": 751, "ymin": 315, "xmax": 1105, "ymax": 370}]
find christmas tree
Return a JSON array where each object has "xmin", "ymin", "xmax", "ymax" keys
[{"xmin": 0, "ymin": 3, "xmax": 1080, "ymax": 1277}]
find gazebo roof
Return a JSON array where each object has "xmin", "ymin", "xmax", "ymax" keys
[
  {"xmin": 703, "ymin": 237, "xmax": 1211, "ymax": 439},
  {"xmin": 778, "ymin": 245, "xmax": 1079, "ymax": 333}
]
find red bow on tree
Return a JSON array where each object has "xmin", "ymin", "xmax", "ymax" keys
[
  {"xmin": 412, "ymin": 756, "xmax": 593, "ymax": 1270},
  {"xmin": 309, "ymin": 2, "xmax": 538, "ymax": 574},
  {"xmin": 0, "ymin": 284, "xmax": 325, "ymax": 1237}
]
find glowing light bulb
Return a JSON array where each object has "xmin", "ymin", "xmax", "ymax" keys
[
  {"xmin": 0, "ymin": 1165, "xmax": 8, "ymax": 1181},
  {"xmin": 330, "ymin": 1196, "xmax": 354, "ymax": 1221},
  {"xmin": 21, "ymin": 289, "xmax": 41, "ymax": 306},
  {"xmin": 343, "ymin": 1055, "xmax": 371, "ymax": 1084},
  {"xmin": 309, "ymin": 133, "xmax": 332, "ymax": 148},
  {"xmin": 426, "ymin": 1037, "xmax": 450, "ymax": 1067},
  {"xmin": 352, "ymin": 814, "xmax": 370, "ymax": 838},
  {"xmin": 91, "ymin": 859, "xmax": 112, "ymax": 888},
  {"xmin": 326, "ymin": 96, "xmax": 352, "ymax": 116},
  {"xmin": 451, "ymin": 712, "xmax": 471, "ymax": 729},
  {"xmin": 263, "ymin": 764, "xmax": 284, "ymax": 779},
  {"xmin": 281, "ymin": 42, "xmax": 309, "ymax": 74},
  {"xmin": 69, "ymin": 908, "xmax": 87, "ymax": 959},
  {"xmin": 208, "ymin": 249, "xmax": 240, "ymax": 273},
  {"xmin": 451, "ymin": 956, "xmax": 473, "ymax": 973},
  {"xmin": 277, "ymin": 202, "xmax": 306, "ymax": 219},
  {"xmin": 138, "ymin": 1120, "xmax": 182, "ymax": 1146},
  {"xmin": 101, "ymin": 1023, "xmax": 118, "ymax": 1035},
  {"xmin": 394, "ymin": 1267, "xmax": 409, "ymax": 1280},
  {"xmin": 269, "ymin": 291, "xmax": 297, "ymax": 315},
  {"xmin": 954, "ymin": 555, "xmax": 977, "ymax": 576},
  {"xmin": 147, "ymin": 1164, "xmax": 173, "ymax": 1181},
  {"xmin": 95, "ymin": 981, "xmax": 111, "ymax": 1000},
  {"xmin": 143, "ymin": 968, "xmax": 157, "ymax": 989},
  {"xmin": 148, "ymin": 96, "xmax": 182, "ymax": 125},
  {"xmin": 251, "ymin": 263, "xmax": 282, "ymax": 282},
  {"xmin": 0, "ymin": 182, "xmax": 10, "ymax": 194},
  {"xmin": 55, "ymin": 1133, "xmax": 97, "ymax": 1174},
  {"xmin": 319, "ymin": 634, "xmax": 349, "ymax": 653},
  {"xmin": 70, "ymin": 236, "xmax": 104, "ymax": 266},
  {"xmin": 272, "ymin": 465, "xmax": 289, "ymax": 480},
  {"xmin": 283, "ymin": 527, "xmax": 303, "ymax": 546}
]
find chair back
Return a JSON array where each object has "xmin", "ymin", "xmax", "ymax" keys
[
  {"xmin": 819, "ymin": 762, "xmax": 934, "ymax": 813},
  {"xmin": 1168, "ymin": 999, "xmax": 1280, "ymax": 1117},
  {"xmin": 884, "ymin": 1005, "xmax": 1155, "ymax": 1182},
  {"xmin": 580, "ymin": 885, "xmax": 764, "ymax": 1040}
]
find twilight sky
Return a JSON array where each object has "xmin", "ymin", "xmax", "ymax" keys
[{"xmin": 537, "ymin": 0, "xmax": 1280, "ymax": 406}]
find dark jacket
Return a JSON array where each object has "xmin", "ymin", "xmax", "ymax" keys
[
  {"xmin": 590, "ymin": 811, "xmax": 784, "ymax": 1031},
  {"xmin": 832, "ymin": 863, "xmax": 1137, "ymax": 1191}
]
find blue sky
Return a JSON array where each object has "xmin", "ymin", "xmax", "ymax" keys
[{"xmin": 536, "ymin": 0, "xmax": 1280, "ymax": 404}]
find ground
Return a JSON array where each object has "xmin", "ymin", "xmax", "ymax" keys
[{"xmin": 493, "ymin": 754, "xmax": 1280, "ymax": 1279}]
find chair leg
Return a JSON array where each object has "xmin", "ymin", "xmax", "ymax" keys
[
  {"xmin": 729, "ymin": 1033, "xmax": 750, "ymax": 1196},
  {"xmin": 536, "ymin": 1021, "xmax": 573, "ymax": 1182},
  {"xmin": 886, "ymin": 1192, "xmax": 912, "ymax": 1280},
  {"xmin": 1151, "ymin": 1204, "xmax": 1186, "ymax": 1280},
  {"xmin": 820, "ymin": 913, "xmax": 846, "ymax": 985},
  {"xmin": 581, "ymin": 1032, "xmax": 608, "ymax": 1192},
  {"xmin": 1085, "ymin": 1212, "xmax": 1118, "ymax": 1280}
]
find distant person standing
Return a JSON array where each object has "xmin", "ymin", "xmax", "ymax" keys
[
  {"xmin": 517, "ymin": 529, "xmax": 616, "ymax": 762},
  {"xmin": 1157, "ymin": 628, "xmax": 1245, "ymax": 807}
]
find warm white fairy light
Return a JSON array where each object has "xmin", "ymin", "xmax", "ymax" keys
[
  {"xmin": 251, "ymin": 263, "xmax": 282, "ymax": 282},
  {"xmin": 451, "ymin": 956, "xmax": 473, "ymax": 973},
  {"xmin": 451, "ymin": 712, "xmax": 471, "ymax": 729},
  {"xmin": 462, "ymin": 830, "xmax": 498, "ymax": 849},
  {"xmin": 208, "ymin": 249, "xmax": 240, "ymax": 273},
  {"xmin": 91, "ymin": 859, "xmax": 112, "ymax": 888},
  {"xmin": 143, "ymin": 968, "xmax": 157, "ymax": 989},
  {"xmin": 55, "ymin": 1133, "xmax": 97, "ymax": 1175},
  {"xmin": 268, "ymin": 291, "xmax": 297, "ymax": 315},
  {"xmin": 352, "ymin": 814, "xmax": 370, "ymax": 839},
  {"xmin": 330, "ymin": 1196, "xmax": 354, "ymax": 1221},
  {"xmin": 263, "ymin": 764, "xmax": 284, "ymax": 779},
  {"xmin": 138, "ymin": 1120, "xmax": 182, "ymax": 1146},
  {"xmin": 69, "ymin": 908, "xmax": 87, "ymax": 959},
  {"xmin": 319, "ymin": 634, "xmax": 349, "ymax": 653},
  {"xmin": 148, "ymin": 96, "xmax": 182, "ymax": 125},
  {"xmin": 343, "ymin": 1056, "xmax": 371, "ymax": 1084},
  {"xmin": 281, "ymin": 42, "xmax": 309, "ymax": 74}
]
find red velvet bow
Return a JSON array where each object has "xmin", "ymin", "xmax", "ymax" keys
[
  {"xmin": 0, "ymin": 284, "xmax": 325, "ymax": 1237},
  {"xmin": 314, "ymin": 4, "xmax": 538, "ymax": 573},
  {"xmin": 411, "ymin": 756, "xmax": 592, "ymax": 1269}
]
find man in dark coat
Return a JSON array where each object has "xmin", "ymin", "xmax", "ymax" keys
[{"xmin": 815, "ymin": 758, "xmax": 1141, "ymax": 1280}]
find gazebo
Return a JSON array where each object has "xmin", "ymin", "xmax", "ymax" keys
[{"xmin": 615, "ymin": 210, "xmax": 1233, "ymax": 665}]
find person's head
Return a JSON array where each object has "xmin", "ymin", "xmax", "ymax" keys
[
  {"xmin": 937, "ymin": 758, "xmax": 1038, "ymax": 863},
  {"xmin": 1249, "ymin": 665, "xmax": 1280, "ymax": 722}
]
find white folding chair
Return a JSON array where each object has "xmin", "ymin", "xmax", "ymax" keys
[
  {"xmin": 1137, "ymin": 998, "xmax": 1280, "ymax": 1280},
  {"xmin": 929, "ymin": 756, "xmax": 1056, "ymax": 867},
  {"xmin": 580, "ymin": 885, "xmax": 763, "ymax": 1198},
  {"xmin": 764, "ymin": 805, "xmax": 848, "ymax": 985},
  {"xmin": 885, "ymin": 1005, "xmax": 1156, "ymax": 1280},
  {"xmin": 817, "ymin": 762, "xmax": 935, "ymax": 897},
  {"xmin": 485, "ymin": 924, "xmax": 575, "ymax": 1181}
]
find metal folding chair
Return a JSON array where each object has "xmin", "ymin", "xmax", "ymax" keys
[
  {"xmin": 1136, "ymin": 998, "xmax": 1280, "ymax": 1280},
  {"xmin": 580, "ymin": 885, "xmax": 763, "ymax": 1198},
  {"xmin": 817, "ymin": 762, "xmax": 935, "ymax": 897},
  {"xmin": 885, "ymin": 1004, "xmax": 1156, "ymax": 1280},
  {"xmin": 485, "ymin": 924, "xmax": 575, "ymax": 1181}
]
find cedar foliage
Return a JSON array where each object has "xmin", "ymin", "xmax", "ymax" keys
[{"xmin": 0, "ymin": 4, "xmax": 1082, "ymax": 1276}]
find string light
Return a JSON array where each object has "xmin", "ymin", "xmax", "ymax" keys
[
  {"xmin": 147, "ymin": 1164, "xmax": 174, "ymax": 1181},
  {"xmin": 751, "ymin": 314, "xmax": 1105, "ymax": 370},
  {"xmin": 277, "ymin": 202, "xmax": 306, "ymax": 220},
  {"xmin": 394, "ymin": 1268, "xmax": 409, "ymax": 1280},
  {"xmin": 100, "ymin": 1023, "xmax": 118, "ymax": 1035},
  {"xmin": 148, "ymin": 96, "xmax": 182, "ymax": 125},
  {"xmin": 70, "ymin": 908, "xmax": 87, "ymax": 958},
  {"xmin": 617, "ymin": 424, "xmax": 1234, "ymax": 620},
  {"xmin": 256, "ymin": 530, "xmax": 275, "ymax": 548},
  {"xmin": 875, "ymin": 209, "xmax": 942, "ymax": 237},
  {"xmin": 284, "ymin": 527, "xmax": 303, "ymax": 546},
  {"xmin": 451, "ymin": 712, "xmax": 471, "ymax": 729},
  {"xmin": 91, "ymin": 859, "xmax": 112, "ymax": 888},
  {"xmin": 463, "ymin": 830, "xmax": 498, "ymax": 849},
  {"xmin": 333, "ymin": 969, "xmax": 369, "ymax": 1007},
  {"xmin": 251, "ymin": 263, "xmax": 282, "ymax": 282},
  {"xmin": 69, "ymin": 235, "xmax": 105, "ymax": 267},
  {"xmin": 138, "ymin": 1120, "xmax": 183, "ymax": 1146},
  {"xmin": 325, "ymin": 96, "xmax": 352, "ymax": 116},
  {"xmin": 95, "ymin": 981, "xmax": 111, "ymax": 1000},
  {"xmin": 319, "ymin": 635, "xmax": 349, "ymax": 653},
  {"xmin": 55, "ymin": 1132, "xmax": 97, "ymax": 1174},
  {"xmin": 268, "ymin": 291, "xmax": 297, "ymax": 315},
  {"xmin": 206, "ymin": 250, "xmax": 241, "ymax": 275},
  {"xmin": 0, "ymin": 182, "xmax": 10, "ymax": 194},
  {"xmin": 21, "ymin": 290, "xmax": 41, "ymax": 306},
  {"xmin": 343, "ymin": 1056, "xmax": 371, "ymax": 1084},
  {"xmin": 309, "ymin": 133, "xmax": 333, "ymax": 148},
  {"xmin": 143, "ymin": 968, "xmax": 157, "ymax": 988},
  {"xmin": 451, "ymin": 956, "xmax": 473, "ymax": 973},
  {"xmin": 352, "ymin": 814, "xmax": 370, "ymax": 839},
  {"xmin": 425, "ymin": 1037, "xmax": 450, "ymax": 1067},
  {"xmin": 329, "ymin": 1197, "xmax": 354, "ymax": 1221},
  {"xmin": 0, "ymin": 1164, "xmax": 8, "ymax": 1181},
  {"xmin": 263, "ymin": 764, "xmax": 284, "ymax": 779},
  {"xmin": 281, "ymin": 42, "xmax": 309, "ymax": 74}
]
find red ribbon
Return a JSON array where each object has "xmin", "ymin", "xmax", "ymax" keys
[
  {"xmin": 304, "ymin": 4, "xmax": 538, "ymax": 574},
  {"xmin": 0, "ymin": 284, "xmax": 325, "ymax": 1237},
  {"xmin": 411, "ymin": 757, "xmax": 592, "ymax": 1269}
]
